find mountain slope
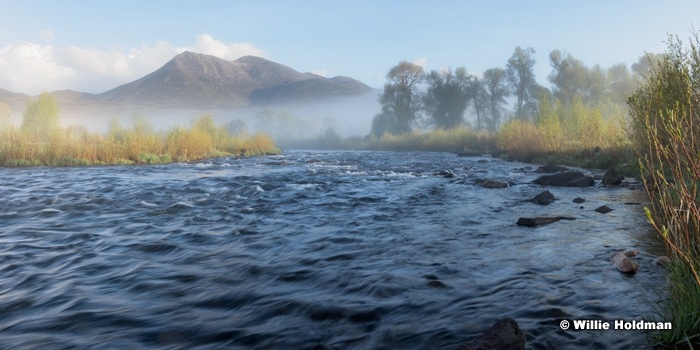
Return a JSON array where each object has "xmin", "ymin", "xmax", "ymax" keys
[{"xmin": 97, "ymin": 52, "xmax": 372, "ymax": 107}]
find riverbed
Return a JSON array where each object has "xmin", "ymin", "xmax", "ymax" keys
[{"xmin": 0, "ymin": 150, "xmax": 667, "ymax": 349}]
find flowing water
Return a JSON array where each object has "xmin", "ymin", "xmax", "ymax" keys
[{"xmin": 0, "ymin": 150, "xmax": 667, "ymax": 349}]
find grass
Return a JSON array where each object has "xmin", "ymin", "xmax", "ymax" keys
[{"xmin": 0, "ymin": 113, "xmax": 280, "ymax": 167}]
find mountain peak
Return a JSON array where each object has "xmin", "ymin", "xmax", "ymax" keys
[{"xmin": 95, "ymin": 52, "xmax": 371, "ymax": 107}]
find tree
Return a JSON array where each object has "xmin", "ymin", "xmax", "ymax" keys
[
  {"xmin": 423, "ymin": 67, "xmax": 470, "ymax": 129},
  {"xmin": 377, "ymin": 61, "xmax": 425, "ymax": 134},
  {"xmin": 607, "ymin": 63, "xmax": 636, "ymax": 106},
  {"xmin": 482, "ymin": 67, "xmax": 510, "ymax": 132},
  {"xmin": 370, "ymin": 111, "xmax": 398, "ymax": 137},
  {"xmin": 467, "ymin": 72, "xmax": 488, "ymax": 130},
  {"xmin": 506, "ymin": 46, "xmax": 538, "ymax": 120},
  {"xmin": 548, "ymin": 50, "xmax": 589, "ymax": 105},
  {"xmin": 21, "ymin": 92, "xmax": 61, "ymax": 142}
]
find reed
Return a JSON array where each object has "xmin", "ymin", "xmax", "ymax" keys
[{"xmin": 628, "ymin": 34, "xmax": 700, "ymax": 346}]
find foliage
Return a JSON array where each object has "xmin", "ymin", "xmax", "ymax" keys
[
  {"xmin": 423, "ymin": 68, "xmax": 470, "ymax": 130},
  {"xmin": 627, "ymin": 33, "xmax": 700, "ymax": 347},
  {"xmin": 482, "ymin": 67, "xmax": 510, "ymax": 132},
  {"xmin": 506, "ymin": 46, "xmax": 541, "ymax": 120},
  {"xmin": 376, "ymin": 61, "xmax": 425, "ymax": 134},
  {"xmin": 20, "ymin": 92, "xmax": 61, "ymax": 143}
]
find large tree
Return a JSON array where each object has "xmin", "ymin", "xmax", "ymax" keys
[
  {"xmin": 423, "ymin": 67, "xmax": 471, "ymax": 129},
  {"xmin": 377, "ymin": 61, "xmax": 425, "ymax": 134},
  {"xmin": 506, "ymin": 46, "xmax": 538, "ymax": 120},
  {"xmin": 482, "ymin": 67, "xmax": 510, "ymax": 132}
]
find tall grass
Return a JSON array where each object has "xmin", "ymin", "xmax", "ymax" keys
[
  {"xmin": 496, "ymin": 96, "xmax": 633, "ymax": 173},
  {"xmin": 628, "ymin": 34, "xmax": 700, "ymax": 347},
  {"xmin": 0, "ymin": 101, "xmax": 279, "ymax": 167}
]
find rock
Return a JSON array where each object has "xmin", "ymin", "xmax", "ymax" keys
[
  {"xmin": 573, "ymin": 197, "xmax": 586, "ymax": 203},
  {"xmin": 653, "ymin": 256, "xmax": 671, "ymax": 266},
  {"xmin": 533, "ymin": 171, "xmax": 595, "ymax": 187},
  {"xmin": 611, "ymin": 250, "xmax": 640, "ymax": 274},
  {"xmin": 602, "ymin": 168, "xmax": 625, "ymax": 186},
  {"xmin": 435, "ymin": 169, "xmax": 455, "ymax": 178},
  {"xmin": 534, "ymin": 165, "xmax": 571, "ymax": 173},
  {"xmin": 456, "ymin": 318, "xmax": 526, "ymax": 350},
  {"xmin": 517, "ymin": 216, "xmax": 575, "ymax": 227},
  {"xmin": 530, "ymin": 190, "xmax": 556, "ymax": 205},
  {"xmin": 481, "ymin": 179, "xmax": 509, "ymax": 188},
  {"xmin": 594, "ymin": 205, "xmax": 613, "ymax": 214}
]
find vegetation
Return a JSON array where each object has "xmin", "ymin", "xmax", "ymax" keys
[
  {"xmin": 0, "ymin": 93, "xmax": 279, "ymax": 167},
  {"xmin": 627, "ymin": 35, "xmax": 700, "ymax": 347}
]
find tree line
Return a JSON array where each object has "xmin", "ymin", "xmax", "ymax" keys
[{"xmin": 371, "ymin": 46, "xmax": 664, "ymax": 136}]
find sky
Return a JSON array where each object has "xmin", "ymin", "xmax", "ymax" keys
[{"xmin": 1, "ymin": 0, "xmax": 699, "ymax": 95}]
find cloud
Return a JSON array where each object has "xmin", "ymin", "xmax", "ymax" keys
[
  {"xmin": 0, "ymin": 34, "xmax": 265, "ymax": 95},
  {"xmin": 177, "ymin": 34, "xmax": 266, "ymax": 60}
]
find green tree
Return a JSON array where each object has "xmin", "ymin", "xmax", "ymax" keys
[
  {"xmin": 506, "ymin": 46, "xmax": 538, "ymax": 120},
  {"xmin": 548, "ymin": 50, "xmax": 589, "ymax": 105},
  {"xmin": 467, "ymin": 72, "xmax": 488, "ymax": 130},
  {"xmin": 370, "ymin": 110, "xmax": 398, "ymax": 137},
  {"xmin": 378, "ymin": 61, "xmax": 424, "ymax": 134},
  {"xmin": 423, "ymin": 67, "xmax": 470, "ymax": 130},
  {"xmin": 21, "ymin": 92, "xmax": 61, "ymax": 142},
  {"xmin": 482, "ymin": 67, "xmax": 510, "ymax": 132},
  {"xmin": 607, "ymin": 63, "xmax": 636, "ymax": 106}
]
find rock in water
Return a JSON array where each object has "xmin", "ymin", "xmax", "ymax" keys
[
  {"xmin": 594, "ymin": 205, "xmax": 613, "ymax": 214},
  {"xmin": 516, "ymin": 216, "xmax": 575, "ymax": 227},
  {"xmin": 456, "ymin": 318, "xmax": 526, "ymax": 350},
  {"xmin": 534, "ymin": 165, "xmax": 571, "ymax": 173},
  {"xmin": 610, "ymin": 250, "xmax": 640, "ymax": 274},
  {"xmin": 573, "ymin": 197, "xmax": 586, "ymax": 203},
  {"xmin": 533, "ymin": 171, "xmax": 595, "ymax": 187},
  {"xmin": 530, "ymin": 190, "xmax": 555, "ymax": 205},
  {"xmin": 481, "ymin": 179, "xmax": 509, "ymax": 188},
  {"xmin": 602, "ymin": 168, "xmax": 624, "ymax": 186}
]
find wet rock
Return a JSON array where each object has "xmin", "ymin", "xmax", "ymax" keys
[
  {"xmin": 594, "ymin": 205, "xmax": 613, "ymax": 214},
  {"xmin": 611, "ymin": 250, "xmax": 640, "ymax": 274},
  {"xmin": 456, "ymin": 318, "xmax": 526, "ymax": 350},
  {"xmin": 653, "ymin": 256, "xmax": 671, "ymax": 266},
  {"xmin": 481, "ymin": 179, "xmax": 509, "ymax": 188},
  {"xmin": 534, "ymin": 165, "xmax": 571, "ymax": 173},
  {"xmin": 533, "ymin": 171, "xmax": 595, "ymax": 187},
  {"xmin": 426, "ymin": 280, "xmax": 448, "ymax": 288},
  {"xmin": 602, "ymin": 168, "xmax": 625, "ymax": 186},
  {"xmin": 530, "ymin": 190, "xmax": 556, "ymax": 205},
  {"xmin": 435, "ymin": 169, "xmax": 455, "ymax": 178},
  {"xmin": 516, "ymin": 216, "xmax": 575, "ymax": 227},
  {"xmin": 573, "ymin": 197, "xmax": 586, "ymax": 203}
]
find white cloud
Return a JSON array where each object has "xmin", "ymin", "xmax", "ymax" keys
[
  {"xmin": 0, "ymin": 34, "xmax": 266, "ymax": 95},
  {"xmin": 177, "ymin": 34, "xmax": 266, "ymax": 60}
]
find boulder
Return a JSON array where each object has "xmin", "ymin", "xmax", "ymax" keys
[
  {"xmin": 602, "ymin": 168, "xmax": 625, "ymax": 186},
  {"xmin": 534, "ymin": 165, "xmax": 571, "ymax": 173},
  {"xmin": 573, "ymin": 197, "xmax": 586, "ymax": 203},
  {"xmin": 611, "ymin": 250, "xmax": 640, "ymax": 274},
  {"xmin": 594, "ymin": 205, "xmax": 613, "ymax": 214},
  {"xmin": 530, "ymin": 190, "xmax": 556, "ymax": 205},
  {"xmin": 533, "ymin": 171, "xmax": 595, "ymax": 187},
  {"xmin": 456, "ymin": 318, "xmax": 526, "ymax": 350},
  {"xmin": 481, "ymin": 179, "xmax": 509, "ymax": 188},
  {"xmin": 517, "ymin": 216, "xmax": 575, "ymax": 227}
]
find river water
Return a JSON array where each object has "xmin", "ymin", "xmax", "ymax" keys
[{"xmin": 0, "ymin": 150, "xmax": 668, "ymax": 349}]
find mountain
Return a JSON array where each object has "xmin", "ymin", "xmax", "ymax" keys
[{"xmin": 96, "ymin": 52, "xmax": 372, "ymax": 107}]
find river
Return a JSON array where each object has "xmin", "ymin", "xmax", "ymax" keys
[{"xmin": 0, "ymin": 150, "xmax": 668, "ymax": 349}]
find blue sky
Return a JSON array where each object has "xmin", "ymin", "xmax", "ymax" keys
[{"xmin": 1, "ymin": 1, "xmax": 699, "ymax": 94}]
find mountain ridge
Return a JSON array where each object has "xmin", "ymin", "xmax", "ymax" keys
[{"xmin": 0, "ymin": 52, "xmax": 372, "ymax": 109}]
